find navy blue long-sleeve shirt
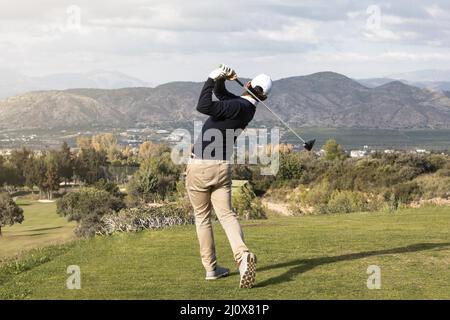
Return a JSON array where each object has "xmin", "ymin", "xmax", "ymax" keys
[{"xmin": 193, "ymin": 78, "xmax": 256, "ymax": 160}]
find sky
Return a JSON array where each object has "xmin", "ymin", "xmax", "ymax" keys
[{"xmin": 0, "ymin": 0, "xmax": 449, "ymax": 84}]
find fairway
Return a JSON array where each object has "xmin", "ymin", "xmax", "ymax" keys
[
  {"xmin": 1, "ymin": 207, "xmax": 449, "ymax": 299},
  {"xmin": 0, "ymin": 201, "xmax": 76, "ymax": 260}
]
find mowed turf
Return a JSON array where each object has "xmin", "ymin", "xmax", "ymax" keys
[
  {"xmin": 0, "ymin": 201, "xmax": 76, "ymax": 260},
  {"xmin": 1, "ymin": 207, "xmax": 449, "ymax": 299}
]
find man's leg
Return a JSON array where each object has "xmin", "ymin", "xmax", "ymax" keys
[
  {"xmin": 186, "ymin": 163, "xmax": 217, "ymax": 272},
  {"xmin": 210, "ymin": 163, "xmax": 249, "ymax": 263}
]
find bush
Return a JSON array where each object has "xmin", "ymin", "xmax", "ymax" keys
[
  {"xmin": 327, "ymin": 190, "xmax": 368, "ymax": 214},
  {"xmin": 94, "ymin": 179, "xmax": 122, "ymax": 197},
  {"xmin": 232, "ymin": 183, "xmax": 267, "ymax": 220},
  {"xmin": 392, "ymin": 182, "xmax": 421, "ymax": 205},
  {"xmin": 322, "ymin": 139, "xmax": 347, "ymax": 161},
  {"xmin": 302, "ymin": 181, "xmax": 333, "ymax": 214},
  {"xmin": 98, "ymin": 204, "xmax": 194, "ymax": 235},
  {"xmin": 287, "ymin": 185, "xmax": 314, "ymax": 215},
  {"xmin": 57, "ymin": 188, "xmax": 125, "ymax": 237},
  {"xmin": 127, "ymin": 153, "xmax": 180, "ymax": 204},
  {"xmin": 0, "ymin": 193, "xmax": 24, "ymax": 236},
  {"xmin": 288, "ymin": 183, "xmax": 385, "ymax": 215},
  {"xmin": 413, "ymin": 173, "xmax": 450, "ymax": 199}
]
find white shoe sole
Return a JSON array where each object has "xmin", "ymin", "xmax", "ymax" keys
[{"xmin": 240, "ymin": 253, "xmax": 257, "ymax": 288}]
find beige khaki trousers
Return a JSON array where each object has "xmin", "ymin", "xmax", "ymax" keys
[{"xmin": 186, "ymin": 159, "xmax": 249, "ymax": 272}]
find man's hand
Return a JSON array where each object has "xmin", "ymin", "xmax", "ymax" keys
[{"xmin": 208, "ymin": 64, "xmax": 237, "ymax": 81}]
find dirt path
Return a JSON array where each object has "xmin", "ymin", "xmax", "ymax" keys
[{"xmin": 262, "ymin": 199, "xmax": 292, "ymax": 216}]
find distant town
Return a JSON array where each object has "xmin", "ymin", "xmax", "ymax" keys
[{"xmin": 1, "ymin": 125, "xmax": 448, "ymax": 157}]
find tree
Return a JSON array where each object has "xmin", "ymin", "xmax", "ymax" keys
[
  {"xmin": 0, "ymin": 193, "xmax": 24, "ymax": 236},
  {"xmin": 7, "ymin": 147, "xmax": 32, "ymax": 186},
  {"xmin": 22, "ymin": 151, "xmax": 64, "ymax": 199},
  {"xmin": 76, "ymin": 136, "xmax": 92, "ymax": 149},
  {"xmin": 121, "ymin": 145, "xmax": 138, "ymax": 166},
  {"xmin": 23, "ymin": 154, "xmax": 41, "ymax": 193},
  {"xmin": 91, "ymin": 133, "xmax": 120, "ymax": 163},
  {"xmin": 138, "ymin": 141, "xmax": 171, "ymax": 160},
  {"xmin": 94, "ymin": 179, "xmax": 122, "ymax": 198},
  {"xmin": 323, "ymin": 139, "xmax": 347, "ymax": 161},
  {"xmin": 74, "ymin": 147, "xmax": 107, "ymax": 185},
  {"xmin": 43, "ymin": 151, "xmax": 61, "ymax": 200},
  {"xmin": 57, "ymin": 188, "xmax": 124, "ymax": 237},
  {"xmin": 0, "ymin": 164, "xmax": 20, "ymax": 191},
  {"xmin": 127, "ymin": 152, "xmax": 180, "ymax": 203},
  {"xmin": 57, "ymin": 142, "xmax": 74, "ymax": 186}
]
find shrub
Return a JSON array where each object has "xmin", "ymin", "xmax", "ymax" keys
[
  {"xmin": 94, "ymin": 179, "xmax": 122, "ymax": 197},
  {"xmin": 288, "ymin": 183, "xmax": 385, "ymax": 215},
  {"xmin": 98, "ymin": 204, "xmax": 194, "ymax": 235},
  {"xmin": 232, "ymin": 182, "xmax": 267, "ymax": 220},
  {"xmin": 57, "ymin": 188, "xmax": 125, "ymax": 237},
  {"xmin": 391, "ymin": 182, "xmax": 422, "ymax": 206},
  {"xmin": 287, "ymin": 185, "xmax": 314, "ymax": 215},
  {"xmin": 0, "ymin": 193, "xmax": 24, "ymax": 236},
  {"xmin": 413, "ymin": 173, "xmax": 450, "ymax": 199},
  {"xmin": 127, "ymin": 153, "xmax": 180, "ymax": 204},
  {"xmin": 327, "ymin": 190, "xmax": 368, "ymax": 214},
  {"xmin": 322, "ymin": 139, "xmax": 347, "ymax": 161},
  {"xmin": 302, "ymin": 181, "xmax": 333, "ymax": 214},
  {"xmin": 437, "ymin": 168, "xmax": 450, "ymax": 177}
]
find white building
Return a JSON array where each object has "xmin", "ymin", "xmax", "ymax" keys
[
  {"xmin": 350, "ymin": 150, "xmax": 367, "ymax": 158},
  {"xmin": 0, "ymin": 149, "xmax": 12, "ymax": 156}
]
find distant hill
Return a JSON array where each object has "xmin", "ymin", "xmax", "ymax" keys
[
  {"xmin": 358, "ymin": 78, "xmax": 450, "ymax": 92},
  {"xmin": 0, "ymin": 69, "xmax": 151, "ymax": 99},
  {"xmin": 387, "ymin": 69, "xmax": 450, "ymax": 82},
  {"xmin": 1, "ymin": 72, "xmax": 450, "ymax": 130}
]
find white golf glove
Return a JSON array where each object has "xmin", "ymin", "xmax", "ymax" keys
[{"xmin": 208, "ymin": 64, "xmax": 237, "ymax": 81}]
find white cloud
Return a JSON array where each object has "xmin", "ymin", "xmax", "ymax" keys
[
  {"xmin": 425, "ymin": 4, "xmax": 449, "ymax": 19},
  {"xmin": 381, "ymin": 52, "xmax": 450, "ymax": 61},
  {"xmin": 258, "ymin": 20, "xmax": 318, "ymax": 44},
  {"xmin": 0, "ymin": 0, "xmax": 449, "ymax": 82}
]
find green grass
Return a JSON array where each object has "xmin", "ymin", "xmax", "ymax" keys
[
  {"xmin": 0, "ymin": 201, "xmax": 76, "ymax": 260},
  {"xmin": 1, "ymin": 207, "xmax": 449, "ymax": 299}
]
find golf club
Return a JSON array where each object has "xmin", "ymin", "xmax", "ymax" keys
[{"xmin": 233, "ymin": 77, "xmax": 316, "ymax": 151}]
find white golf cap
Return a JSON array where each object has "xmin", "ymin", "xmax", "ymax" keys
[{"xmin": 251, "ymin": 74, "xmax": 273, "ymax": 96}]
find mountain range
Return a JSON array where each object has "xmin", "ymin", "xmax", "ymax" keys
[
  {"xmin": 357, "ymin": 69, "xmax": 450, "ymax": 92},
  {"xmin": 1, "ymin": 71, "xmax": 450, "ymax": 130},
  {"xmin": 0, "ymin": 69, "xmax": 151, "ymax": 100}
]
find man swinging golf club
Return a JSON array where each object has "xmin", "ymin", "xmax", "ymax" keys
[{"xmin": 186, "ymin": 64, "xmax": 272, "ymax": 288}]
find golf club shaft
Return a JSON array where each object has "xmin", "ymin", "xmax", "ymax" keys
[{"xmin": 234, "ymin": 78, "xmax": 306, "ymax": 144}]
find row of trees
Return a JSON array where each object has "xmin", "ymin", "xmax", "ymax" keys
[
  {"xmin": 0, "ymin": 142, "xmax": 107, "ymax": 199},
  {"xmin": 1, "ymin": 134, "xmax": 179, "ymax": 236}
]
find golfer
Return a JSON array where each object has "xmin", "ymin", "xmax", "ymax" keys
[{"xmin": 186, "ymin": 64, "xmax": 272, "ymax": 288}]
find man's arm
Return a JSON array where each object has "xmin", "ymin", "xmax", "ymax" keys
[
  {"xmin": 196, "ymin": 78, "xmax": 242, "ymax": 119},
  {"xmin": 214, "ymin": 78, "xmax": 238, "ymax": 101}
]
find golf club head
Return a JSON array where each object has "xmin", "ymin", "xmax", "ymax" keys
[{"xmin": 303, "ymin": 139, "xmax": 316, "ymax": 151}]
